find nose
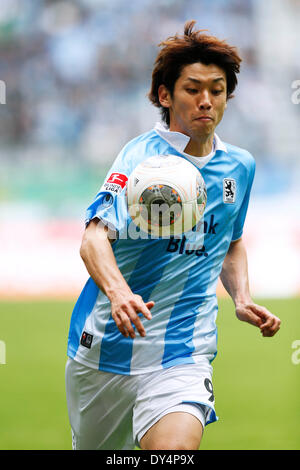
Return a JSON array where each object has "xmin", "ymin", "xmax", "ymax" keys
[{"xmin": 198, "ymin": 90, "xmax": 212, "ymax": 110}]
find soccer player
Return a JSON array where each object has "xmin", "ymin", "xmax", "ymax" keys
[{"xmin": 65, "ymin": 21, "xmax": 281, "ymax": 450}]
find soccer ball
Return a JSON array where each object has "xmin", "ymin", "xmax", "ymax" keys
[{"xmin": 126, "ymin": 155, "xmax": 207, "ymax": 237}]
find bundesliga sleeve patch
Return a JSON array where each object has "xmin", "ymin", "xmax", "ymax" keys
[{"xmin": 103, "ymin": 173, "xmax": 128, "ymax": 195}]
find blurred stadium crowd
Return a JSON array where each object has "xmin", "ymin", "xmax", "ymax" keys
[
  {"xmin": 0, "ymin": 0, "xmax": 299, "ymax": 165},
  {"xmin": 0, "ymin": 0, "xmax": 299, "ymax": 297}
]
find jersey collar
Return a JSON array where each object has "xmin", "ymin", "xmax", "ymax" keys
[{"xmin": 154, "ymin": 121, "xmax": 227, "ymax": 155}]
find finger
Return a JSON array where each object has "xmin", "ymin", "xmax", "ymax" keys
[
  {"xmin": 128, "ymin": 311, "xmax": 146, "ymax": 337},
  {"xmin": 260, "ymin": 315, "xmax": 275, "ymax": 330},
  {"xmin": 123, "ymin": 303, "xmax": 149, "ymax": 338},
  {"xmin": 146, "ymin": 300, "xmax": 155, "ymax": 310},
  {"xmin": 247, "ymin": 313, "xmax": 264, "ymax": 327},
  {"xmin": 262, "ymin": 327, "xmax": 277, "ymax": 337},
  {"xmin": 145, "ymin": 301, "xmax": 155, "ymax": 319},
  {"xmin": 261, "ymin": 316, "xmax": 280, "ymax": 334},
  {"xmin": 251, "ymin": 305, "xmax": 277, "ymax": 330},
  {"xmin": 251, "ymin": 304, "xmax": 271, "ymax": 320},
  {"xmin": 261, "ymin": 318, "xmax": 281, "ymax": 337},
  {"xmin": 139, "ymin": 301, "xmax": 154, "ymax": 320},
  {"xmin": 236, "ymin": 307, "xmax": 263, "ymax": 327},
  {"xmin": 260, "ymin": 313, "xmax": 281, "ymax": 331},
  {"xmin": 261, "ymin": 326, "xmax": 275, "ymax": 337},
  {"xmin": 127, "ymin": 299, "xmax": 154, "ymax": 336},
  {"xmin": 120, "ymin": 312, "xmax": 137, "ymax": 339},
  {"xmin": 112, "ymin": 313, "xmax": 129, "ymax": 338}
]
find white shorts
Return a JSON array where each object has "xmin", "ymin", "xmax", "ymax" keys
[{"xmin": 65, "ymin": 357, "xmax": 217, "ymax": 450}]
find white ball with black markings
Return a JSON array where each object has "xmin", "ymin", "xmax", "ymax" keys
[{"xmin": 126, "ymin": 155, "xmax": 207, "ymax": 237}]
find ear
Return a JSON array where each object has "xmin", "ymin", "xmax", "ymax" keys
[{"xmin": 158, "ymin": 84, "xmax": 171, "ymax": 108}]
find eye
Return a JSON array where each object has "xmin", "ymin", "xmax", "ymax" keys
[
  {"xmin": 186, "ymin": 88, "xmax": 198, "ymax": 94},
  {"xmin": 211, "ymin": 89, "xmax": 223, "ymax": 95}
]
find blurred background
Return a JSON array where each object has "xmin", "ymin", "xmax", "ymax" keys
[
  {"xmin": 0, "ymin": 0, "xmax": 299, "ymax": 298},
  {"xmin": 0, "ymin": 0, "xmax": 299, "ymax": 450}
]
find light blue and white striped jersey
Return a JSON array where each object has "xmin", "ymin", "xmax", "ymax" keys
[{"xmin": 67, "ymin": 123, "xmax": 255, "ymax": 375}]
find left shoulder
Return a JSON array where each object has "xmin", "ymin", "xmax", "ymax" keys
[{"xmin": 223, "ymin": 142, "xmax": 256, "ymax": 173}]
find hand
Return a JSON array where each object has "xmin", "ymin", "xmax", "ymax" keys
[
  {"xmin": 110, "ymin": 290, "xmax": 154, "ymax": 339},
  {"xmin": 235, "ymin": 302, "xmax": 281, "ymax": 337}
]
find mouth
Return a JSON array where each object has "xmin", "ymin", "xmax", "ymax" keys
[{"xmin": 194, "ymin": 116, "xmax": 213, "ymax": 121}]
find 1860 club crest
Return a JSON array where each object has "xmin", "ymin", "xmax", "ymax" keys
[{"xmin": 223, "ymin": 178, "xmax": 236, "ymax": 203}]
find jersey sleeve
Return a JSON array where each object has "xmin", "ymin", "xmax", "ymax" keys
[
  {"xmin": 85, "ymin": 148, "xmax": 132, "ymax": 236},
  {"xmin": 231, "ymin": 156, "xmax": 256, "ymax": 242}
]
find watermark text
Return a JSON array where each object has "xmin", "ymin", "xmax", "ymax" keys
[
  {"xmin": 0, "ymin": 80, "xmax": 6, "ymax": 104},
  {"xmin": 291, "ymin": 340, "xmax": 300, "ymax": 365},
  {"xmin": 291, "ymin": 80, "xmax": 300, "ymax": 104},
  {"xmin": 0, "ymin": 340, "xmax": 6, "ymax": 365}
]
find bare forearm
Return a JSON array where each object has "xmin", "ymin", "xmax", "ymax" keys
[
  {"xmin": 220, "ymin": 238, "xmax": 252, "ymax": 307},
  {"xmin": 220, "ymin": 238, "xmax": 281, "ymax": 336},
  {"xmin": 80, "ymin": 220, "xmax": 130, "ymax": 301},
  {"xmin": 80, "ymin": 219, "xmax": 154, "ymax": 338}
]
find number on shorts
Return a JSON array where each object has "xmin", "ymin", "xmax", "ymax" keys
[{"xmin": 204, "ymin": 378, "xmax": 214, "ymax": 402}]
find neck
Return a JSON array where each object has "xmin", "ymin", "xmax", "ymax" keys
[
  {"xmin": 168, "ymin": 121, "xmax": 215, "ymax": 157},
  {"xmin": 183, "ymin": 134, "xmax": 214, "ymax": 157}
]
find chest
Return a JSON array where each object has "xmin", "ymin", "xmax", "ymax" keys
[{"xmin": 201, "ymin": 159, "xmax": 247, "ymax": 226}]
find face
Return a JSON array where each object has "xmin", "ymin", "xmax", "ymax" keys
[{"xmin": 158, "ymin": 62, "xmax": 227, "ymax": 139}]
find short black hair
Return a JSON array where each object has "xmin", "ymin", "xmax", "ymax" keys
[{"xmin": 148, "ymin": 20, "xmax": 242, "ymax": 125}]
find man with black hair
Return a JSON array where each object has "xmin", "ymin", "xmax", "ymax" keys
[{"xmin": 66, "ymin": 21, "xmax": 280, "ymax": 450}]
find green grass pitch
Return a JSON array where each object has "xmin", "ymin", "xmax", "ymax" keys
[{"xmin": 0, "ymin": 297, "xmax": 299, "ymax": 450}]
